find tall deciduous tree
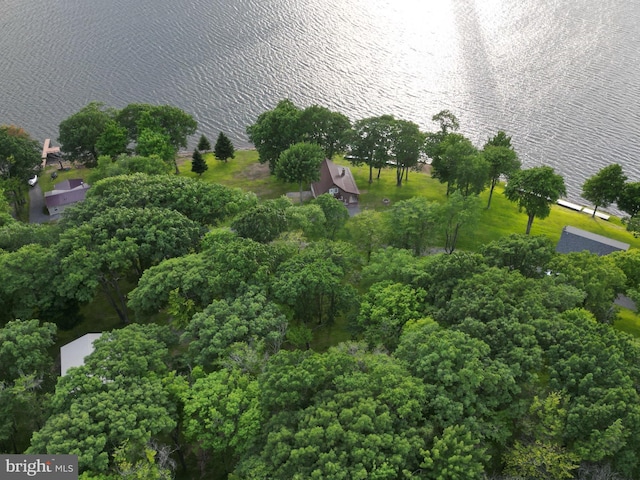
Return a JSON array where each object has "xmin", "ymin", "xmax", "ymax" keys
[
  {"xmin": 190, "ymin": 149, "xmax": 207, "ymax": 176},
  {"xmin": 87, "ymin": 155, "xmax": 171, "ymax": 184},
  {"xmin": 236, "ymin": 346, "xmax": 430, "ymax": 479},
  {"xmin": 56, "ymin": 207, "xmax": 205, "ymax": 323},
  {"xmin": 618, "ymin": 181, "xmax": 640, "ymax": 218},
  {"xmin": 182, "ymin": 368, "xmax": 263, "ymax": 476},
  {"xmin": 391, "ymin": 118, "xmax": 425, "ymax": 186},
  {"xmin": 58, "ymin": 102, "xmax": 115, "ymax": 166},
  {"xmin": 246, "ymin": 99, "xmax": 303, "ymax": 173},
  {"xmin": 231, "ymin": 200, "xmax": 289, "ymax": 243},
  {"xmin": 182, "ymin": 288, "xmax": 287, "ymax": 370},
  {"xmin": 345, "ymin": 209, "xmax": 386, "ymax": 262},
  {"xmin": 214, "ymin": 131, "xmax": 235, "ymax": 163},
  {"xmin": 483, "ymin": 131, "xmax": 520, "ymax": 208},
  {"xmin": 95, "ymin": 120, "xmax": 129, "ymax": 159},
  {"xmin": 354, "ymin": 281, "xmax": 426, "ymax": 351},
  {"xmin": 274, "ymin": 142, "xmax": 324, "ymax": 203},
  {"xmin": 0, "ymin": 125, "xmax": 42, "ymax": 213},
  {"xmin": 438, "ymin": 191, "xmax": 482, "ymax": 254},
  {"xmin": 348, "ymin": 115, "xmax": 395, "ymax": 183},
  {"xmin": 271, "ymin": 241, "xmax": 359, "ymax": 326},
  {"xmin": 71, "ymin": 173, "xmax": 255, "ymax": 226},
  {"xmin": 504, "ymin": 166, "xmax": 566, "ymax": 234},
  {"xmin": 582, "ymin": 163, "xmax": 627, "ymax": 217},
  {"xmin": 386, "ymin": 196, "xmax": 440, "ymax": 255},
  {"xmin": 481, "ymin": 234, "xmax": 555, "ymax": 278},
  {"xmin": 115, "ymin": 103, "xmax": 197, "ymax": 152},
  {"xmin": 299, "ymin": 104, "xmax": 351, "ymax": 158},
  {"xmin": 430, "ymin": 133, "xmax": 480, "ymax": 197},
  {"xmin": 311, "ymin": 193, "xmax": 349, "ymax": 239},
  {"xmin": 424, "ymin": 110, "xmax": 460, "ymax": 193},
  {"xmin": 548, "ymin": 251, "xmax": 626, "ymax": 322},
  {"xmin": 28, "ymin": 325, "xmax": 179, "ymax": 475},
  {"xmin": 135, "ymin": 128, "xmax": 177, "ymax": 171}
]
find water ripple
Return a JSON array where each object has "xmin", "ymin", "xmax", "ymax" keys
[{"xmin": 0, "ymin": 0, "xmax": 638, "ymax": 212}]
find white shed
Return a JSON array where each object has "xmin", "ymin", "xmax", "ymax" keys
[{"xmin": 60, "ymin": 333, "xmax": 102, "ymax": 376}]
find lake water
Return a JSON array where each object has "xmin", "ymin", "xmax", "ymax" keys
[{"xmin": 1, "ymin": 0, "xmax": 639, "ymax": 210}]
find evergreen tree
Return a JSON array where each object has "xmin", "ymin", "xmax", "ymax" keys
[
  {"xmin": 197, "ymin": 134, "xmax": 211, "ymax": 151},
  {"xmin": 191, "ymin": 149, "xmax": 208, "ymax": 176},
  {"xmin": 214, "ymin": 131, "xmax": 235, "ymax": 163}
]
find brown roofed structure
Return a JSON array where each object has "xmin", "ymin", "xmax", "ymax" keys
[{"xmin": 311, "ymin": 159, "xmax": 360, "ymax": 204}]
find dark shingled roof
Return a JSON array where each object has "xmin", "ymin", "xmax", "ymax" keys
[
  {"xmin": 311, "ymin": 159, "xmax": 360, "ymax": 197},
  {"xmin": 45, "ymin": 179, "xmax": 90, "ymax": 209},
  {"xmin": 555, "ymin": 226, "xmax": 630, "ymax": 256}
]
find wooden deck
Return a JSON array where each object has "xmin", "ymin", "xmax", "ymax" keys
[{"xmin": 41, "ymin": 138, "xmax": 61, "ymax": 169}]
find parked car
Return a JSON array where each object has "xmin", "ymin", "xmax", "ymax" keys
[{"xmin": 28, "ymin": 174, "xmax": 38, "ymax": 187}]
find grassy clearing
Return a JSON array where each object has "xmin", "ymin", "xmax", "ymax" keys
[
  {"xmin": 614, "ymin": 308, "xmax": 640, "ymax": 339},
  {"xmin": 179, "ymin": 150, "xmax": 299, "ymax": 199},
  {"xmin": 39, "ymin": 163, "xmax": 91, "ymax": 192}
]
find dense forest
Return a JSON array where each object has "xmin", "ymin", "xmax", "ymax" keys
[{"xmin": 1, "ymin": 102, "xmax": 640, "ymax": 479}]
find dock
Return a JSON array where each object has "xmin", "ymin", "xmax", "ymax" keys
[
  {"xmin": 41, "ymin": 139, "xmax": 61, "ymax": 169},
  {"xmin": 557, "ymin": 199, "xmax": 610, "ymax": 220}
]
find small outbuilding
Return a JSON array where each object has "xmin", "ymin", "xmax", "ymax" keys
[
  {"xmin": 45, "ymin": 179, "xmax": 90, "ymax": 215},
  {"xmin": 311, "ymin": 159, "xmax": 360, "ymax": 205},
  {"xmin": 60, "ymin": 333, "xmax": 102, "ymax": 376},
  {"xmin": 555, "ymin": 226, "xmax": 630, "ymax": 256}
]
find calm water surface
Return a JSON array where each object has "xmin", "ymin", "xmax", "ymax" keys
[{"xmin": 1, "ymin": 0, "xmax": 639, "ymax": 208}]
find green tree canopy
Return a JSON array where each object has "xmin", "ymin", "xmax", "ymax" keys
[
  {"xmin": 347, "ymin": 115, "xmax": 396, "ymax": 183},
  {"xmin": 28, "ymin": 325, "xmax": 179, "ymax": 475},
  {"xmin": 480, "ymin": 234, "xmax": 555, "ymax": 278},
  {"xmin": 182, "ymin": 287, "xmax": 287, "ymax": 370},
  {"xmin": 68, "ymin": 173, "xmax": 255, "ymax": 226},
  {"xmin": 618, "ymin": 181, "xmax": 640, "ymax": 218},
  {"xmin": 582, "ymin": 164, "xmax": 627, "ymax": 217},
  {"xmin": 396, "ymin": 319, "xmax": 518, "ymax": 442},
  {"xmin": 274, "ymin": 142, "xmax": 324, "ymax": 203},
  {"xmin": 214, "ymin": 131, "xmax": 235, "ymax": 163},
  {"xmin": 390, "ymin": 118, "xmax": 425, "ymax": 186},
  {"xmin": 548, "ymin": 251, "xmax": 626, "ymax": 322},
  {"xmin": 115, "ymin": 103, "xmax": 197, "ymax": 151},
  {"xmin": 58, "ymin": 102, "xmax": 115, "ymax": 166},
  {"xmin": 246, "ymin": 99, "xmax": 303, "ymax": 173},
  {"xmin": 56, "ymin": 206, "xmax": 205, "ymax": 323},
  {"xmin": 353, "ymin": 281, "xmax": 426, "ymax": 351},
  {"xmin": 386, "ymin": 196, "xmax": 440, "ymax": 255},
  {"xmin": 0, "ymin": 319, "xmax": 56, "ymax": 383},
  {"xmin": 271, "ymin": 241, "xmax": 359, "ymax": 326},
  {"xmin": 231, "ymin": 199, "xmax": 290, "ymax": 243},
  {"xmin": 87, "ymin": 155, "xmax": 171, "ymax": 184},
  {"xmin": 95, "ymin": 120, "xmax": 128, "ymax": 159},
  {"xmin": 503, "ymin": 166, "xmax": 566, "ymax": 234},
  {"xmin": 437, "ymin": 191, "xmax": 482, "ymax": 254},
  {"xmin": 182, "ymin": 368, "xmax": 262, "ymax": 476},
  {"xmin": 345, "ymin": 209, "xmax": 386, "ymax": 263},
  {"xmin": 483, "ymin": 131, "xmax": 520, "ymax": 208},
  {"xmin": 236, "ymin": 346, "xmax": 430, "ymax": 479},
  {"xmin": 299, "ymin": 104, "xmax": 351, "ymax": 158},
  {"xmin": 0, "ymin": 125, "xmax": 42, "ymax": 213},
  {"xmin": 311, "ymin": 193, "xmax": 349, "ymax": 239}
]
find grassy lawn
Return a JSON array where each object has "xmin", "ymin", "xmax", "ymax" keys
[
  {"xmin": 614, "ymin": 307, "xmax": 640, "ymax": 340},
  {"xmin": 179, "ymin": 150, "xmax": 299, "ymax": 199},
  {"xmin": 39, "ymin": 163, "xmax": 92, "ymax": 192}
]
